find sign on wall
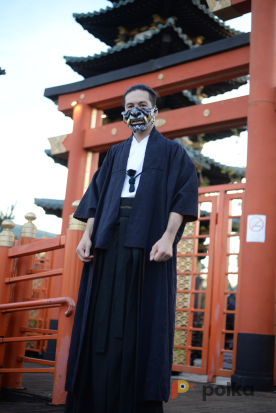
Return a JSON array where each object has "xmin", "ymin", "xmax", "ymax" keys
[{"xmin": 246, "ymin": 215, "xmax": 266, "ymax": 243}]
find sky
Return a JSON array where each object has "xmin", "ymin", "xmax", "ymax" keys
[{"xmin": 0, "ymin": 1, "xmax": 251, "ymax": 235}]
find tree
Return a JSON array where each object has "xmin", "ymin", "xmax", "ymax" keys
[{"xmin": 0, "ymin": 203, "xmax": 16, "ymax": 232}]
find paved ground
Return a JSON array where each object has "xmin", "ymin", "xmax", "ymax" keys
[{"xmin": 1, "ymin": 364, "xmax": 276, "ymax": 412}]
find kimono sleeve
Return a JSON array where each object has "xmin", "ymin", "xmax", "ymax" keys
[
  {"xmin": 169, "ymin": 145, "xmax": 198, "ymax": 223},
  {"xmin": 73, "ymin": 149, "xmax": 111, "ymax": 223}
]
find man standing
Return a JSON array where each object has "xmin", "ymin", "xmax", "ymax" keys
[{"xmin": 64, "ymin": 84, "xmax": 198, "ymax": 413}]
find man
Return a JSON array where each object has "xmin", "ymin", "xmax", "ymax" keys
[{"xmin": 64, "ymin": 84, "xmax": 198, "ymax": 413}]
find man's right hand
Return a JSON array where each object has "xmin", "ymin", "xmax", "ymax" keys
[{"xmin": 76, "ymin": 233, "xmax": 93, "ymax": 262}]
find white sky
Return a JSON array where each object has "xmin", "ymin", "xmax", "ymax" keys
[{"xmin": 0, "ymin": 1, "xmax": 251, "ymax": 234}]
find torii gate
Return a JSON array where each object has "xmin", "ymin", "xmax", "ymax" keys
[{"xmin": 44, "ymin": 0, "xmax": 276, "ymax": 391}]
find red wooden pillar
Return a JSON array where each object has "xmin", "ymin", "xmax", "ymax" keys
[
  {"xmin": 232, "ymin": 1, "xmax": 276, "ymax": 391},
  {"xmin": 61, "ymin": 103, "xmax": 91, "ymax": 233},
  {"xmin": 52, "ymin": 202, "xmax": 86, "ymax": 405},
  {"xmin": 45, "ymin": 105, "xmax": 101, "ymax": 360},
  {"xmin": 61, "ymin": 104, "xmax": 102, "ymax": 233}
]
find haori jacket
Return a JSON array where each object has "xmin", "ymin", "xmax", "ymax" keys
[{"xmin": 64, "ymin": 125, "xmax": 198, "ymax": 402}]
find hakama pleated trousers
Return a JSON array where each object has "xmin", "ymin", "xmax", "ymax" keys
[{"xmin": 64, "ymin": 198, "xmax": 164, "ymax": 413}]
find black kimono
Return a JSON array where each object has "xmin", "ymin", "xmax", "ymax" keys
[{"xmin": 64, "ymin": 126, "xmax": 198, "ymax": 402}]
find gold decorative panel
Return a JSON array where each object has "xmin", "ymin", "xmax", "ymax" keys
[
  {"xmin": 176, "ymin": 293, "xmax": 190, "ymax": 309},
  {"xmin": 177, "ymin": 238, "xmax": 194, "ymax": 254},
  {"xmin": 174, "ymin": 329, "xmax": 188, "ymax": 346},
  {"xmin": 177, "ymin": 257, "xmax": 193, "ymax": 272},
  {"xmin": 175, "ymin": 310, "xmax": 189, "ymax": 327},
  {"xmin": 173, "ymin": 348, "xmax": 186, "ymax": 365},
  {"xmin": 183, "ymin": 222, "xmax": 195, "ymax": 237},
  {"xmin": 177, "ymin": 274, "xmax": 191, "ymax": 290}
]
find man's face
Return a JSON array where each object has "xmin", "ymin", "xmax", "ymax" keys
[
  {"xmin": 124, "ymin": 89, "xmax": 153, "ymax": 111},
  {"xmin": 122, "ymin": 89, "xmax": 158, "ymax": 132}
]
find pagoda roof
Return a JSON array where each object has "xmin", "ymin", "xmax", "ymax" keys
[
  {"xmin": 190, "ymin": 126, "xmax": 246, "ymax": 143},
  {"xmin": 11, "ymin": 222, "xmax": 57, "ymax": 240},
  {"xmin": 192, "ymin": 76, "xmax": 248, "ymax": 98},
  {"xmin": 44, "ymin": 33, "xmax": 249, "ymax": 103},
  {"xmin": 34, "ymin": 198, "xmax": 64, "ymax": 219},
  {"xmin": 45, "ymin": 149, "xmax": 68, "ymax": 167},
  {"xmin": 73, "ymin": 0, "xmax": 240, "ymax": 47},
  {"xmin": 176, "ymin": 139, "xmax": 245, "ymax": 185},
  {"xmin": 64, "ymin": 21, "xmax": 193, "ymax": 78},
  {"xmin": 64, "ymin": 20, "xmax": 247, "ymax": 94}
]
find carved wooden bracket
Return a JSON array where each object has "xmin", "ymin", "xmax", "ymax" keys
[
  {"xmin": 206, "ymin": 0, "xmax": 242, "ymax": 20},
  {"xmin": 48, "ymin": 134, "xmax": 68, "ymax": 155}
]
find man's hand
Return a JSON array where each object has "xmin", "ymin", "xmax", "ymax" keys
[
  {"xmin": 150, "ymin": 232, "xmax": 173, "ymax": 262},
  {"xmin": 76, "ymin": 233, "xmax": 93, "ymax": 262},
  {"xmin": 150, "ymin": 212, "xmax": 183, "ymax": 262},
  {"xmin": 76, "ymin": 217, "xmax": 95, "ymax": 263}
]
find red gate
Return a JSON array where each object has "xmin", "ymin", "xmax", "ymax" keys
[{"xmin": 173, "ymin": 183, "xmax": 245, "ymax": 380}]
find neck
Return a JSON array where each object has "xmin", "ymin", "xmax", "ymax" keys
[{"xmin": 133, "ymin": 124, "xmax": 154, "ymax": 143}]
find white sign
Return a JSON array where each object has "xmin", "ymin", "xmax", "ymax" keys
[
  {"xmin": 223, "ymin": 353, "xmax": 232, "ymax": 370},
  {"xmin": 246, "ymin": 215, "xmax": 266, "ymax": 243}
]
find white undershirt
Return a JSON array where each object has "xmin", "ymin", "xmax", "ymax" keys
[{"xmin": 121, "ymin": 134, "xmax": 149, "ymax": 198}]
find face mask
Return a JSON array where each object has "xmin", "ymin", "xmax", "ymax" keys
[{"xmin": 121, "ymin": 106, "xmax": 158, "ymax": 133}]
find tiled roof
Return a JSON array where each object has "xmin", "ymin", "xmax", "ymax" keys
[
  {"xmin": 195, "ymin": 127, "xmax": 246, "ymax": 143},
  {"xmin": 35, "ymin": 198, "xmax": 64, "ymax": 218},
  {"xmin": 193, "ymin": 76, "xmax": 249, "ymax": 98},
  {"xmin": 45, "ymin": 149, "xmax": 68, "ymax": 167},
  {"xmin": 44, "ymin": 33, "xmax": 250, "ymax": 102},
  {"xmin": 73, "ymin": 0, "xmax": 240, "ymax": 47},
  {"xmin": 64, "ymin": 21, "xmax": 193, "ymax": 78},
  {"xmin": 175, "ymin": 138, "xmax": 245, "ymax": 183},
  {"xmin": 11, "ymin": 224, "xmax": 57, "ymax": 240}
]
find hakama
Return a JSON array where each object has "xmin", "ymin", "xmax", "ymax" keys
[{"xmin": 64, "ymin": 198, "xmax": 164, "ymax": 413}]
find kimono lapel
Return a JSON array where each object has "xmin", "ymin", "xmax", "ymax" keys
[{"xmin": 124, "ymin": 126, "xmax": 167, "ymax": 249}]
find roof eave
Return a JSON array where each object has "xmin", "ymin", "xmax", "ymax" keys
[{"xmin": 44, "ymin": 32, "xmax": 250, "ymax": 102}]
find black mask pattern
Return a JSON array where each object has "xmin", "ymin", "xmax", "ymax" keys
[{"xmin": 121, "ymin": 106, "xmax": 158, "ymax": 132}]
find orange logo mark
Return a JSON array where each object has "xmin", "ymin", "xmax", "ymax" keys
[{"xmin": 171, "ymin": 380, "xmax": 194, "ymax": 399}]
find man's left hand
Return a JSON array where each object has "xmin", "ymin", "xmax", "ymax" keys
[{"xmin": 150, "ymin": 232, "xmax": 173, "ymax": 262}]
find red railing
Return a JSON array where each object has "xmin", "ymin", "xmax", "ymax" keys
[{"xmin": 0, "ymin": 205, "xmax": 85, "ymax": 405}]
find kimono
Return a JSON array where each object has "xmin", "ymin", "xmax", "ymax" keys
[{"xmin": 64, "ymin": 125, "xmax": 198, "ymax": 402}]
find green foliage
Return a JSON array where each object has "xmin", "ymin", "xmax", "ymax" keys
[{"xmin": 0, "ymin": 203, "xmax": 16, "ymax": 232}]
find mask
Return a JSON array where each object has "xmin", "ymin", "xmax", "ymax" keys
[{"xmin": 121, "ymin": 106, "xmax": 158, "ymax": 132}]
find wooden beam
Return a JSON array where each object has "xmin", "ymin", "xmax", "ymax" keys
[
  {"xmin": 232, "ymin": 0, "xmax": 251, "ymax": 14},
  {"xmin": 58, "ymin": 46, "xmax": 249, "ymax": 113},
  {"xmin": 8, "ymin": 236, "xmax": 64, "ymax": 258},
  {"xmin": 206, "ymin": 0, "xmax": 251, "ymax": 20},
  {"xmin": 83, "ymin": 96, "xmax": 248, "ymax": 152}
]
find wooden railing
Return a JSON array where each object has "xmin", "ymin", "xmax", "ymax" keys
[{"xmin": 0, "ymin": 202, "xmax": 85, "ymax": 405}]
